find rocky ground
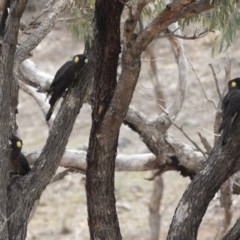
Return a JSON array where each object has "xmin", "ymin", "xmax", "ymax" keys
[{"xmin": 16, "ymin": 5, "xmax": 240, "ymax": 240}]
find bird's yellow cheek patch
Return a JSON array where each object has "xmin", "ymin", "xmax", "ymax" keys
[
  {"xmin": 74, "ymin": 56, "xmax": 79, "ymax": 63},
  {"xmin": 16, "ymin": 141, "xmax": 22, "ymax": 148},
  {"xmin": 231, "ymin": 81, "xmax": 237, "ymax": 87}
]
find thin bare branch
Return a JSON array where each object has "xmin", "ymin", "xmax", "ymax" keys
[
  {"xmin": 50, "ymin": 168, "xmax": 85, "ymax": 183},
  {"xmin": 172, "ymin": 121, "xmax": 207, "ymax": 159},
  {"xmin": 209, "ymin": 63, "xmax": 222, "ymax": 102},
  {"xmin": 224, "ymin": 55, "xmax": 231, "ymax": 84},
  {"xmin": 16, "ymin": 0, "xmax": 69, "ymax": 63},
  {"xmin": 18, "ymin": 81, "xmax": 53, "ymax": 127},
  {"xmin": 133, "ymin": 0, "xmax": 216, "ymax": 56},
  {"xmin": 26, "ymin": 141, "xmax": 205, "ymax": 174},
  {"xmin": 149, "ymin": 175, "xmax": 163, "ymax": 240},
  {"xmin": 197, "ymin": 132, "xmax": 212, "ymax": 154},
  {"xmin": 189, "ymin": 59, "xmax": 218, "ymax": 109},
  {"xmin": 172, "ymin": 28, "xmax": 210, "ymax": 40},
  {"xmin": 19, "ymin": 59, "xmax": 52, "ymax": 92},
  {"xmin": 166, "ymin": 22, "xmax": 188, "ymax": 120}
]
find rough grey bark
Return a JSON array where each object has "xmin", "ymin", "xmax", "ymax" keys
[
  {"xmin": 0, "ymin": 0, "xmax": 223, "ymax": 239},
  {"xmin": 167, "ymin": 115, "xmax": 240, "ymax": 240},
  {"xmin": 0, "ymin": 0, "xmax": 28, "ymax": 239},
  {"xmin": 86, "ymin": 1, "xmax": 124, "ymax": 239},
  {"xmin": 7, "ymin": 61, "xmax": 92, "ymax": 239},
  {"xmin": 222, "ymin": 217, "xmax": 240, "ymax": 240},
  {"xmin": 0, "ymin": 0, "xmax": 93, "ymax": 238}
]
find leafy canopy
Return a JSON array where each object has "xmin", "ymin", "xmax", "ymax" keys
[{"xmin": 67, "ymin": 0, "xmax": 240, "ymax": 54}]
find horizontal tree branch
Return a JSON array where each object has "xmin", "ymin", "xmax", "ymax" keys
[
  {"xmin": 19, "ymin": 59, "xmax": 52, "ymax": 91},
  {"xmin": 133, "ymin": 0, "xmax": 216, "ymax": 55},
  {"xmin": 27, "ymin": 150, "xmax": 158, "ymax": 171},
  {"xmin": 26, "ymin": 134, "xmax": 204, "ymax": 175}
]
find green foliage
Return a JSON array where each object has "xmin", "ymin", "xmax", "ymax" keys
[
  {"xmin": 67, "ymin": 0, "xmax": 240, "ymax": 54},
  {"xmin": 181, "ymin": 0, "xmax": 240, "ymax": 54},
  {"xmin": 141, "ymin": 0, "xmax": 164, "ymax": 20},
  {"xmin": 67, "ymin": 0, "xmax": 94, "ymax": 43}
]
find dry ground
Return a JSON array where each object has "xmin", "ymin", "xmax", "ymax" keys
[{"xmin": 16, "ymin": 10, "xmax": 240, "ymax": 240}]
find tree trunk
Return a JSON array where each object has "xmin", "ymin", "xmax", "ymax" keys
[
  {"xmin": 86, "ymin": 1, "xmax": 124, "ymax": 239},
  {"xmin": 0, "ymin": 0, "xmax": 27, "ymax": 239},
  {"xmin": 167, "ymin": 115, "xmax": 240, "ymax": 240}
]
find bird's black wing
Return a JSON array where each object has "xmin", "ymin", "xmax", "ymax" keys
[
  {"xmin": 219, "ymin": 89, "xmax": 240, "ymax": 144},
  {"xmin": 46, "ymin": 60, "xmax": 76, "ymax": 121},
  {"xmin": 18, "ymin": 154, "xmax": 31, "ymax": 175},
  {"xmin": 219, "ymin": 93, "xmax": 230, "ymax": 132},
  {"xmin": 49, "ymin": 60, "xmax": 75, "ymax": 89}
]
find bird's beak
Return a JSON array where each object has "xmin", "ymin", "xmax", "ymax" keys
[{"xmin": 84, "ymin": 58, "xmax": 89, "ymax": 64}]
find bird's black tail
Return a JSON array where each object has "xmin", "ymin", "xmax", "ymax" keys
[
  {"xmin": 46, "ymin": 94, "xmax": 58, "ymax": 121},
  {"xmin": 220, "ymin": 119, "xmax": 231, "ymax": 145},
  {"xmin": 220, "ymin": 112, "xmax": 238, "ymax": 145},
  {"xmin": 46, "ymin": 105, "xmax": 54, "ymax": 121}
]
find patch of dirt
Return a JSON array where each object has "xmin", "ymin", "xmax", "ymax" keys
[{"xmin": 18, "ymin": 13, "xmax": 240, "ymax": 240}]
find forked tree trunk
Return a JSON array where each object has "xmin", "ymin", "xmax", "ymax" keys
[
  {"xmin": 86, "ymin": 0, "xmax": 124, "ymax": 239},
  {"xmin": 0, "ymin": 0, "xmax": 28, "ymax": 239}
]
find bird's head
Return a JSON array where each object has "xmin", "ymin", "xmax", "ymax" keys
[
  {"xmin": 228, "ymin": 78, "xmax": 240, "ymax": 90},
  {"xmin": 73, "ymin": 54, "xmax": 88, "ymax": 66},
  {"xmin": 9, "ymin": 135, "xmax": 22, "ymax": 151}
]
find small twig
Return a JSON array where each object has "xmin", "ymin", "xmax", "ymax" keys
[
  {"xmin": 159, "ymin": 105, "xmax": 207, "ymax": 158},
  {"xmin": 135, "ymin": 89, "xmax": 165, "ymax": 104},
  {"xmin": 172, "ymin": 28, "xmax": 210, "ymax": 40},
  {"xmin": 16, "ymin": 0, "xmax": 69, "ymax": 63},
  {"xmin": 158, "ymin": 28, "xmax": 210, "ymax": 40},
  {"xmin": 224, "ymin": 55, "xmax": 231, "ymax": 82},
  {"xmin": 200, "ymin": 127, "xmax": 220, "ymax": 137},
  {"xmin": 18, "ymin": 81, "xmax": 53, "ymax": 128},
  {"xmin": 23, "ymin": 7, "xmax": 50, "ymax": 34},
  {"xmin": 197, "ymin": 132, "xmax": 212, "ymax": 154},
  {"xmin": 164, "ymin": 22, "xmax": 188, "ymax": 121},
  {"xmin": 188, "ymin": 59, "xmax": 217, "ymax": 109},
  {"xmin": 172, "ymin": 122, "xmax": 207, "ymax": 159},
  {"xmin": 209, "ymin": 63, "xmax": 222, "ymax": 102},
  {"xmin": 223, "ymin": 55, "xmax": 231, "ymax": 93}
]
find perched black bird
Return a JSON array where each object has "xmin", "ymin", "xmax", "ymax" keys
[
  {"xmin": 46, "ymin": 54, "xmax": 88, "ymax": 121},
  {"xmin": 9, "ymin": 135, "xmax": 31, "ymax": 176},
  {"xmin": 219, "ymin": 78, "xmax": 240, "ymax": 145}
]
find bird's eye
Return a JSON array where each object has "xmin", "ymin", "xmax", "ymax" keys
[
  {"xmin": 74, "ymin": 56, "xmax": 79, "ymax": 63},
  {"xmin": 231, "ymin": 81, "xmax": 237, "ymax": 87},
  {"xmin": 16, "ymin": 141, "xmax": 22, "ymax": 148}
]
